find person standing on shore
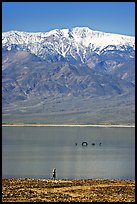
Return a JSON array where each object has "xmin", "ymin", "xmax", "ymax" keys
[{"xmin": 52, "ymin": 168, "xmax": 56, "ymax": 180}]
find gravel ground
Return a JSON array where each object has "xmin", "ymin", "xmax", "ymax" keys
[{"xmin": 2, "ymin": 178, "xmax": 135, "ymax": 202}]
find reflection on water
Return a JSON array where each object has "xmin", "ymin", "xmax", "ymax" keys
[{"xmin": 2, "ymin": 127, "xmax": 135, "ymax": 180}]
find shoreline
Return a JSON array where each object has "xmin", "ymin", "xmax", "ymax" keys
[
  {"xmin": 2, "ymin": 123, "xmax": 135, "ymax": 127},
  {"xmin": 2, "ymin": 178, "xmax": 135, "ymax": 202}
]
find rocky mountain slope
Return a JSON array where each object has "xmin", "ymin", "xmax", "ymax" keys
[{"xmin": 2, "ymin": 27, "xmax": 135, "ymax": 124}]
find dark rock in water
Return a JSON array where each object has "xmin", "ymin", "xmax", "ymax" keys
[{"xmin": 82, "ymin": 142, "xmax": 88, "ymax": 146}]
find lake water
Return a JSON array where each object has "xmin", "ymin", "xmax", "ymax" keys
[{"xmin": 2, "ymin": 126, "xmax": 135, "ymax": 180}]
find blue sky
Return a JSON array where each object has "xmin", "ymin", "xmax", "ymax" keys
[{"xmin": 2, "ymin": 2, "xmax": 135, "ymax": 36}]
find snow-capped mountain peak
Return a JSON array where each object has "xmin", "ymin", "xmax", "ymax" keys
[
  {"xmin": 2, "ymin": 27, "xmax": 135, "ymax": 62},
  {"xmin": 2, "ymin": 27, "xmax": 135, "ymax": 124}
]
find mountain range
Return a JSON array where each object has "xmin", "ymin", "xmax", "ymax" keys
[{"xmin": 2, "ymin": 27, "xmax": 135, "ymax": 124}]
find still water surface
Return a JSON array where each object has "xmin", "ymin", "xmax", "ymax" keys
[{"xmin": 2, "ymin": 126, "xmax": 135, "ymax": 180}]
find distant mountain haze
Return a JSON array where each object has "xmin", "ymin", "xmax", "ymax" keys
[{"xmin": 2, "ymin": 27, "xmax": 135, "ymax": 124}]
